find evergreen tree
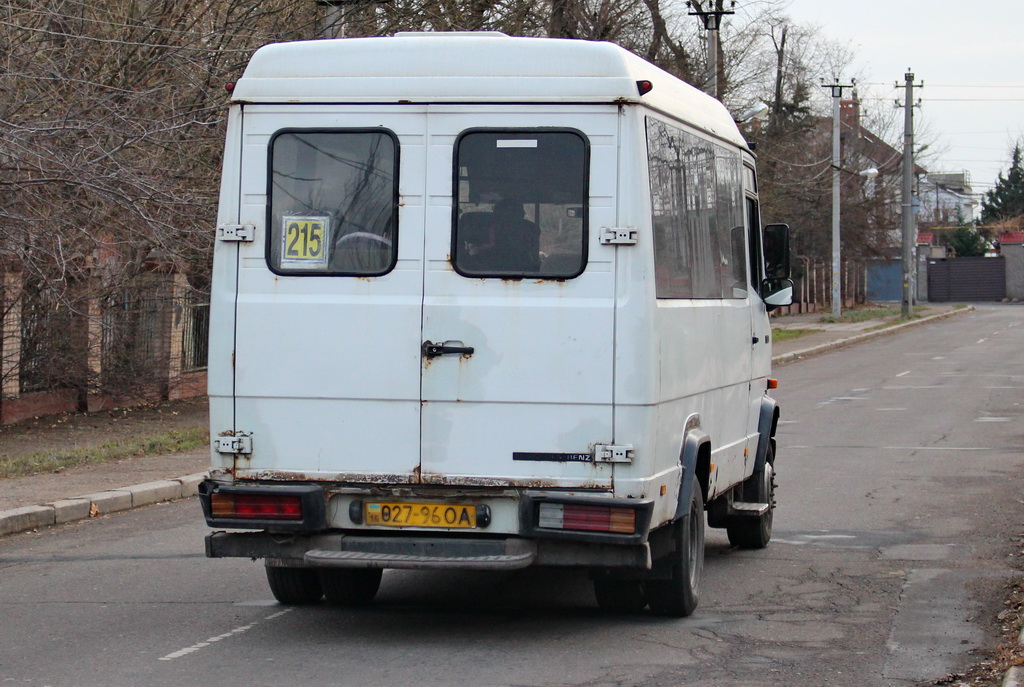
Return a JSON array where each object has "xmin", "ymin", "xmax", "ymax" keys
[{"xmin": 981, "ymin": 144, "xmax": 1024, "ymax": 224}]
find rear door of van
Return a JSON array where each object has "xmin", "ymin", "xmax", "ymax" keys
[
  {"xmin": 226, "ymin": 105, "xmax": 618, "ymax": 490},
  {"xmin": 229, "ymin": 106, "xmax": 426, "ymax": 482},
  {"xmin": 419, "ymin": 107, "xmax": 619, "ymax": 489}
]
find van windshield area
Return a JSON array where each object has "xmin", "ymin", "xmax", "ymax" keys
[
  {"xmin": 452, "ymin": 131, "xmax": 588, "ymax": 279},
  {"xmin": 267, "ymin": 130, "xmax": 398, "ymax": 276}
]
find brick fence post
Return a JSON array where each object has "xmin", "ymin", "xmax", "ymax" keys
[{"xmin": 1, "ymin": 271, "xmax": 23, "ymax": 402}]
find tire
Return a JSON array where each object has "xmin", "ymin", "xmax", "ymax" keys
[
  {"xmin": 643, "ymin": 477, "xmax": 705, "ymax": 617},
  {"xmin": 265, "ymin": 564, "xmax": 324, "ymax": 605},
  {"xmin": 726, "ymin": 445, "xmax": 776, "ymax": 550},
  {"xmin": 319, "ymin": 568, "xmax": 383, "ymax": 606},
  {"xmin": 593, "ymin": 579, "xmax": 647, "ymax": 613}
]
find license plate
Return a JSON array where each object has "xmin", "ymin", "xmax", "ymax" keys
[{"xmin": 364, "ymin": 502, "xmax": 477, "ymax": 529}]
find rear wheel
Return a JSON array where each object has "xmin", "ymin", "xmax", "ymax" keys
[
  {"xmin": 726, "ymin": 446, "xmax": 775, "ymax": 550},
  {"xmin": 593, "ymin": 579, "xmax": 647, "ymax": 613},
  {"xmin": 320, "ymin": 568, "xmax": 383, "ymax": 606},
  {"xmin": 643, "ymin": 477, "xmax": 704, "ymax": 617},
  {"xmin": 265, "ymin": 564, "xmax": 323, "ymax": 605}
]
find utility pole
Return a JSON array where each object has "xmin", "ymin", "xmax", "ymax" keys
[
  {"xmin": 897, "ymin": 70, "xmax": 923, "ymax": 317},
  {"xmin": 686, "ymin": 1, "xmax": 735, "ymax": 99},
  {"xmin": 822, "ymin": 78, "xmax": 854, "ymax": 319},
  {"xmin": 317, "ymin": 0, "xmax": 386, "ymax": 38},
  {"xmin": 318, "ymin": 0, "xmax": 346, "ymax": 38}
]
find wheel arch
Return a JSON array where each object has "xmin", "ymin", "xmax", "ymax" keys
[
  {"xmin": 754, "ymin": 395, "xmax": 780, "ymax": 474},
  {"xmin": 676, "ymin": 414, "xmax": 711, "ymax": 520}
]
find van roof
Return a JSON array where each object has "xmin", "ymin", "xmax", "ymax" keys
[{"xmin": 233, "ymin": 33, "xmax": 745, "ymax": 147}]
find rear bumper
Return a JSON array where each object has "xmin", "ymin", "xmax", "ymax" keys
[
  {"xmin": 206, "ymin": 530, "xmax": 652, "ymax": 570},
  {"xmin": 200, "ymin": 479, "xmax": 656, "ymax": 570}
]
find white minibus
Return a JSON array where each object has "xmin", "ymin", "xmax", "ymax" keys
[{"xmin": 200, "ymin": 32, "xmax": 793, "ymax": 617}]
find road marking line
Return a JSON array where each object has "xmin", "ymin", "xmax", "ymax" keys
[
  {"xmin": 896, "ymin": 371, "xmax": 911, "ymax": 377},
  {"xmin": 977, "ymin": 339, "xmax": 987, "ymax": 344},
  {"xmin": 159, "ymin": 608, "xmax": 294, "ymax": 662}
]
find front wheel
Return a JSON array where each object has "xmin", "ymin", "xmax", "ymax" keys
[
  {"xmin": 593, "ymin": 579, "xmax": 647, "ymax": 613},
  {"xmin": 643, "ymin": 477, "xmax": 704, "ymax": 617},
  {"xmin": 726, "ymin": 445, "xmax": 776, "ymax": 550}
]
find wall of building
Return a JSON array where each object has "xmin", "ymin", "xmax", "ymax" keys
[{"xmin": 1004, "ymin": 243, "xmax": 1024, "ymax": 300}]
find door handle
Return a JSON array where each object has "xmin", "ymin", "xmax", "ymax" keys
[{"xmin": 422, "ymin": 340, "xmax": 475, "ymax": 358}]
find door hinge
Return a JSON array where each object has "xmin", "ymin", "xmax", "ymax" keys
[
  {"xmin": 215, "ymin": 432, "xmax": 253, "ymax": 455},
  {"xmin": 594, "ymin": 444, "xmax": 634, "ymax": 463},
  {"xmin": 216, "ymin": 224, "xmax": 255, "ymax": 242},
  {"xmin": 599, "ymin": 227, "xmax": 638, "ymax": 245}
]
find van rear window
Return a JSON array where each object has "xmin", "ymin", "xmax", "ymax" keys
[
  {"xmin": 452, "ymin": 130, "xmax": 589, "ymax": 279},
  {"xmin": 267, "ymin": 130, "xmax": 398, "ymax": 276}
]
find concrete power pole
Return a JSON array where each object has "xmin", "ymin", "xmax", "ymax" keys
[
  {"xmin": 687, "ymin": 1, "xmax": 735, "ymax": 99},
  {"xmin": 822, "ymin": 79, "xmax": 854, "ymax": 319},
  {"xmin": 318, "ymin": 0, "xmax": 386, "ymax": 38},
  {"xmin": 898, "ymin": 70, "xmax": 922, "ymax": 317}
]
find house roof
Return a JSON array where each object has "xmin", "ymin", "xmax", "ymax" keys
[
  {"xmin": 998, "ymin": 231, "xmax": 1024, "ymax": 245},
  {"xmin": 916, "ymin": 232, "xmax": 935, "ymax": 245}
]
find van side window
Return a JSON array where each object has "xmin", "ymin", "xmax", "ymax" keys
[
  {"xmin": 452, "ymin": 130, "xmax": 588, "ymax": 279},
  {"xmin": 646, "ymin": 118, "xmax": 747, "ymax": 299},
  {"xmin": 267, "ymin": 130, "xmax": 398, "ymax": 276}
]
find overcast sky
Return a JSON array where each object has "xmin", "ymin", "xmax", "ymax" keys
[{"xmin": 778, "ymin": 0, "xmax": 1024, "ymax": 199}]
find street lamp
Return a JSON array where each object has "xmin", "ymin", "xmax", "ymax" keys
[{"xmin": 735, "ymin": 102, "xmax": 770, "ymax": 124}]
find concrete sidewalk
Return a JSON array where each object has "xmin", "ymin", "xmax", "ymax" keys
[
  {"xmin": 0, "ymin": 303, "xmax": 974, "ymax": 538},
  {"xmin": 769, "ymin": 303, "xmax": 972, "ymax": 363}
]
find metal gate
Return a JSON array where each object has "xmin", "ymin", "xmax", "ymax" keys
[
  {"xmin": 927, "ymin": 257, "xmax": 1005, "ymax": 302},
  {"xmin": 867, "ymin": 260, "xmax": 902, "ymax": 302}
]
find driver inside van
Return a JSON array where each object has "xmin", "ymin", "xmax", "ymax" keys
[{"xmin": 462, "ymin": 198, "xmax": 541, "ymax": 274}]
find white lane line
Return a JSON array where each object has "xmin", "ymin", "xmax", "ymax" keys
[
  {"xmin": 896, "ymin": 371, "xmax": 911, "ymax": 378},
  {"xmin": 159, "ymin": 608, "xmax": 294, "ymax": 662},
  {"xmin": 976, "ymin": 417, "xmax": 1011, "ymax": 423}
]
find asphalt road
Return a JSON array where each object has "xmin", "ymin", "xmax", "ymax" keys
[{"xmin": 0, "ymin": 305, "xmax": 1021, "ymax": 687}]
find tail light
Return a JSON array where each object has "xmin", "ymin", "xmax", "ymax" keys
[
  {"xmin": 538, "ymin": 502, "xmax": 637, "ymax": 535},
  {"xmin": 210, "ymin": 492, "xmax": 303, "ymax": 521}
]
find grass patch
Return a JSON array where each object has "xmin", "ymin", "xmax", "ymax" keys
[
  {"xmin": 772, "ymin": 328, "xmax": 817, "ymax": 343},
  {"xmin": 818, "ymin": 305, "xmax": 932, "ymax": 324},
  {"xmin": 0, "ymin": 427, "xmax": 208, "ymax": 480}
]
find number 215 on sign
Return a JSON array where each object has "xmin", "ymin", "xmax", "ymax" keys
[{"xmin": 281, "ymin": 215, "xmax": 329, "ymax": 268}]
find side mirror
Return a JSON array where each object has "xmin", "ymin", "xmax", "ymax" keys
[
  {"xmin": 763, "ymin": 223, "xmax": 791, "ymax": 280},
  {"xmin": 761, "ymin": 278, "xmax": 794, "ymax": 311}
]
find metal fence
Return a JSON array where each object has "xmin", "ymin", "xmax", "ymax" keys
[
  {"xmin": 4, "ymin": 276, "xmax": 209, "ymax": 400},
  {"xmin": 181, "ymin": 297, "xmax": 209, "ymax": 372}
]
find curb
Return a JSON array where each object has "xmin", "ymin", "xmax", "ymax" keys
[
  {"xmin": 0, "ymin": 472, "xmax": 208, "ymax": 537},
  {"xmin": 1003, "ymin": 626, "xmax": 1024, "ymax": 687},
  {"xmin": 772, "ymin": 306, "xmax": 974, "ymax": 365}
]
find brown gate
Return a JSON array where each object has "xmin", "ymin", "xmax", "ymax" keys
[{"xmin": 927, "ymin": 257, "xmax": 1006, "ymax": 302}]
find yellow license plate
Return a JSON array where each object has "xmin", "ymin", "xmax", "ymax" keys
[{"xmin": 364, "ymin": 502, "xmax": 476, "ymax": 529}]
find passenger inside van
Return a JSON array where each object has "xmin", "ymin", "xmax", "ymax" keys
[{"xmin": 460, "ymin": 198, "xmax": 541, "ymax": 274}]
